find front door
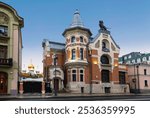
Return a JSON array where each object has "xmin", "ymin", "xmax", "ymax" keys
[
  {"xmin": 0, "ymin": 72, "xmax": 8, "ymax": 94},
  {"xmin": 54, "ymin": 78, "xmax": 59, "ymax": 91}
]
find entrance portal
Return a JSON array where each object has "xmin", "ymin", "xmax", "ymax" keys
[
  {"xmin": 0, "ymin": 72, "xmax": 8, "ymax": 94},
  {"xmin": 54, "ymin": 78, "xmax": 59, "ymax": 91}
]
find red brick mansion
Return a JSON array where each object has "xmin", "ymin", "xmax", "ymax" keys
[{"xmin": 42, "ymin": 10, "xmax": 129, "ymax": 94}]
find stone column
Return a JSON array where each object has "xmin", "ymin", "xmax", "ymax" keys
[
  {"xmin": 41, "ymin": 81, "xmax": 45, "ymax": 94},
  {"xmin": 19, "ymin": 81, "xmax": 23, "ymax": 94},
  {"xmin": 50, "ymin": 80, "xmax": 53, "ymax": 89}
]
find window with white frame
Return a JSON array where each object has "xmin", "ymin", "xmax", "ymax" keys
[
  {"xmin": 72, "ymin": 49, "xmax": 76, "ymax": 60},
  {"xmin": 80, "ymin": 48, "xmax": 84, "ymax": 60},
  {"xmin": 80, "ymin": 69, "xmax": 84, "ymax": 82},
  {"xmin": 124, "ymin": 56, "xmax": 127, "ymax": 60},
  {"xmin": 128, "ymin": 55, "xmax": 131, "ymax": 59},
  {"xmin": 137, "ymin": 58, "xmax": 141, "ymax": 63},
  {"xmin": 132, "ymin": 60, "xmax": 135, "ymax": 64},
  {"xmin": 143, "ymin": 57, "xmax": 147, "ymax": 62},
  {"xmin": 72, "ymin": 70, "xmax": 76, "ymax": 81}
]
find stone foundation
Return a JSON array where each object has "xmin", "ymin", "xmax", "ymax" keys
[{"xmin": 67, "ymin": 82, "xmax": 129, "ymax": 94}]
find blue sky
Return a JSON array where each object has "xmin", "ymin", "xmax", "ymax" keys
[{"xmin": 1, "ymin": 0, "xmax": 150, "ymax": 72}]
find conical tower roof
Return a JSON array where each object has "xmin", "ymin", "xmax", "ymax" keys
[
  {"xmin": 62, "ymin": 9, "xmax": 92, "ymax": 36},
  {"xmin": 70, "ymin": 9, "xmax": 84, "ymax": 28}
]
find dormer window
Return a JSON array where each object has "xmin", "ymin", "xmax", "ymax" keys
[
  {"xmin": 80, "ymin": 36, "xmax": 83, "ymax": 42},
  {"xmin": 0, "ymin": 25, "xmax": 8, "ymax": 37},
  {"xmin": 71, "ymin": 36, "xmax": 75, "ymax": 43}
]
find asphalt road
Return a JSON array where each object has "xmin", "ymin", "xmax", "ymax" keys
[{"xmin": 1, "ymin": 94, "xmax": 150, "ymax": 101}]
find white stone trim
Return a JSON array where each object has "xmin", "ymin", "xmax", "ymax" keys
[{"xmin": 49, "ymin": 67, "xmax": 64, "ymax": 80}]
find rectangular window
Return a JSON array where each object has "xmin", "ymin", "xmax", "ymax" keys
[
  {"xmin": 119, "ymin": 72, "xmax": 126, "ymax": 84},
  {"xmin": 80, "ymin": 70, "xmax": 84, "ymax": 82},
  {"xmin": 145, "ymin": 80, "xmax": 148, "ymax": 87},
  {"xmin": 72, "ymin": 49, "xmax": 76, "ymax": 60},
  {"xmin": 0, "ymin": 25, "xmax": 8, "ymax": 37},
  {"xmin": 144, "ymin": 69, "xmax": 147, "ymax": 75},
  {"xmin": 0, "ymin": 45, "xmax": 7, "ymax": 58},
  {"xmin": 72, "ymin": 70, "xmax": 76, "ymax": 81},
  {"xmin": 80, "ymin": 48, "xmax": 83, "ymax": 60}
]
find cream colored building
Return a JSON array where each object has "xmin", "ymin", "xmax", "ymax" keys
[{"xmin": 0, "ymin": 2, "xmax": 24, "ymax": 95}]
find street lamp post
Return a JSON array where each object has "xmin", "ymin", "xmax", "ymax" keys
[
  {"xmin": 136, "ymin": 65, "xmax": 140, "ymax": 93},
  {"xmin": 54, "ymin": 54, "xmax": 58, "ymax": 96},
  {"xmin": 133, "ymin": 64, "xmax": 137, "ymax": 94},
  {"xmin": 87, "ymin": 44, "xmax": 92, "ymax": 94}
]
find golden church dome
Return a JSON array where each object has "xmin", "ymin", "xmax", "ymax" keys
[{"xmin": 28, "ymin": 64, "xmax": 34, "ymax": 70}]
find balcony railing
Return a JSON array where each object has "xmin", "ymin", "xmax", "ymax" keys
[{"xmin": 0, "ymin": 58, "xmax": 13, "ymax": 67}]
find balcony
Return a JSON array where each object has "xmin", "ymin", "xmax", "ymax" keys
[{"xmin": 0, "ymin": 58, "xmax": 13, "ymax": 67}]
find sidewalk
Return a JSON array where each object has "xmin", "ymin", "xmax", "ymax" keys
[{"xmin": 1, "ymin": 92, "xmax": 150, "ymax": 99}]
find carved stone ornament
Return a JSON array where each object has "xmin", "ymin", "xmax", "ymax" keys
[{"xmin": 0, "ymin": 12, "xmax": 9, "ymax": 25}]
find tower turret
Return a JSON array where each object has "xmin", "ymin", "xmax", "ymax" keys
[{"xmin": 62, "ymin": 10, "xmax": 92, "ymax": 93}]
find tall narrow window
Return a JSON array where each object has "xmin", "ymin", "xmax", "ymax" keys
[
  {"xmin": 80, "ymin": 36, "xmax": 83, "ymax": 42},
  {"xmin": 101, "ymin": 70, "xmax": 110, "ymax": 83},
  {"xmin": 71, "ymin": 36, "xmax": 75, "ymax": 43},
  {"xmin": 80, "ymin": 48, "xmax": 83, "ymax": 60},
  {"xmin": 72, "ymin": 70, "xmax": 76, "ymax": 82},
  {"xmin": 80, "ymin": 70, "xmax": 84, "ymax": 82},
  {"xmin": 145, "ymin": 80, "xmax": 148, "ymax": 87},
  {"xmin": 0, "ymin": 45, "xmax": 7, "ymax": 58},
  {"xmin": 72, "ymin": 49, "xmax": 76, "ymax": 60},
  {"xmin": 144, "ymin": 69, "xmax": 147, "ymax": 75}
]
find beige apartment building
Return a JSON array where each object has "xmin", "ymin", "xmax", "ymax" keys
[
  {"xmin": 0, "ymin": 2, "xmax": 24, "ymax": 95},
  {"xmin": 128, "ymin": 64, "xmax": 150, "ymax": 93}
]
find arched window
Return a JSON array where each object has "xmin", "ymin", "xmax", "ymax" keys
[
  {"xmin": 71, "ymin": 36, "xmax": 75, "ymax": 43},
  {"xmin": 72, "ymin": 49, "xmax": 76, "ymax": 60},
  {"xmin": 102, "ymin": 42, "xmax": 106, "ymax": 49},
  {"xmin": 102, "ymin": 39, "xmax": 110, "ymax": 52},
  {"xmin": 80, "ymin": 36, "xmax": 83, "ymax": 42},
  {"xmin": 101, "ymin": 55, "xmax": 109, "ymax": 64}
]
